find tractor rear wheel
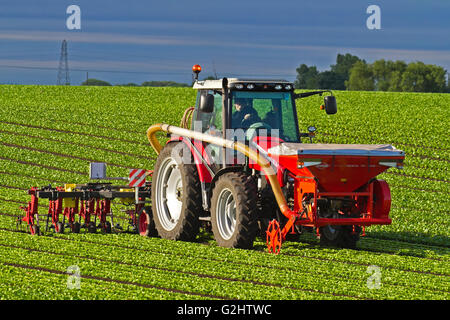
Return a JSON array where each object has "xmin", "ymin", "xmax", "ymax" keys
[
  {"xmin": 152, "ymin": 142, "xmax": 202, "ymax": 241},
  {"xmin": 319, "ymin": 225, "xmax": 361, "ymax": 249},
  {"xmin": 210, "ymin": 172, "xmax": 258, "ymax": 249}
]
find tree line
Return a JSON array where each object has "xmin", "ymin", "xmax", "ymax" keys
[
  {"xmin": 81, "ymin": 79, "xmax": 189, "ymax": 87},
  {"xmin": 80, "ymin": 54, "xmax": 449, "ymax": 93},
  {"xmin": 295, "ymin": 53, "xmax": 449, "ymax": 93}
]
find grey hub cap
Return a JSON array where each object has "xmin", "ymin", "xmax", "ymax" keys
[
  {"xmin": 155, "ymin": 157, "xmax": 183, "ymax": 231},
  {"xmin": 216, "ymin": 188, "xmax": 236, "ymax": 240}
]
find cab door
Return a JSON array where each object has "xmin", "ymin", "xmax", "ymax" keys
[{"xmin": 191, "ymin": 90, "xmax": 223, "ymax": 172}]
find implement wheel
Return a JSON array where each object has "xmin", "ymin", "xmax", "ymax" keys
[
  {"xmin": 138, "ymin": 206, "xmax": 158, "ymax": 237},
  {"xmin": 152, "ymin": 142, "xmax": 202, "ymax": 241},
  {"xmin": 30, "ymin": 225, "xmax": 41, "ymax": 236},
  {"xmin": 210, "ymin": 172, "xmax": 258, "ymax": 249},
  {"xmin": 319, "ymin": 225, "xmax": 361, "ymax": 249}
]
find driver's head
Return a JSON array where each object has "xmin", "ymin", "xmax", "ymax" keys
[{"xmin": 234, "ymin": 98, "xmax": 246, "ymax": 112}]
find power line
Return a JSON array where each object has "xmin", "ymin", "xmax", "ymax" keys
[{"xmin": 0, "ymin": 64, "xmax": 296, "ymax": 78}]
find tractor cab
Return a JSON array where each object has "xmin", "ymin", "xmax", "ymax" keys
[
  {"xmin": 189, "ymin": 66, "xmax": 337, "ymax": 169},
  {"xmin": 190, "ymin": 65, "xmax": 336, "ymax": 144},
  {"xmin": 191, "ymin": 78, "xmax": 300, "ymax": 143}
]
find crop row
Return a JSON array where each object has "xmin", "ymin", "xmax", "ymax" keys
[
  {"xmin": 1, "ymin": 109, "xmax": 446, "ymax": 183},
  {"xmin": 0, "ymin": 238, "xmax": 340, "ymax": 300},
  {"xmin": 1, "ymin": 211, "xmax": 448, "ymax": 279},
  {"xmin": 1, "ymin": 203, "xmax": 448, "ymax": 278},
  {"xmin": 0, "ymin": 229, "xmax": 448, "ymax": 300},
  {"xmin": 0, "ymin": 263, "xmax": 201, "ymax": 300},
  {"xmin": 297, "ymin": 90, "xmax": 449, "ymax": 151}
]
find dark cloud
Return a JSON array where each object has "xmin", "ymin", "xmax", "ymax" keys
[{"xmin": 0, "ymin": 0, "xmax": 448, "ymax": 85}]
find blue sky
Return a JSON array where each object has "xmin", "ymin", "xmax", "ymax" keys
[{"xmin": 0, "ymin": 0, "xmax": 449, "ymax": 85}]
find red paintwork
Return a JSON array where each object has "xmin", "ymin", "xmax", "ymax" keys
[
  {"xmin": 268, "ymin": 151, "xmax": 400, "ymax": 232},
  {"xmin": 248, "ymin": 136, "xmax": 286, "ymax": 186},
  {"xmin": 167, "ymin": 136, "xmax": 213, "ymax": 183}
]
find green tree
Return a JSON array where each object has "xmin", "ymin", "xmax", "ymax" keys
[
  {"xmin": 317, "ymin": 71, "xmax": 340, "ymax": 90},
  {"xmin": 329, "ymin": 53, "xmax": 363, "ymax": 89},
  {"xmin": 294, "ymin": 64, "xmax": 319, "ymax": 89},
  {"xmin": 346, "ymin": 61, "xmax": 375, "ymax": 91},
  {"xmin": 116, "ymin": 83, "xmax": 139, "ymax": 87},
  {"xmin": 371, "ymin": 60, "xmax": 407, "ymax": 91},
  {"xmin": 141, "ymin": 81, "xmax": 189, "ymax": 87},
  {"xmin": 401, "ymin": 62, "xmax": 447, "ymax": 92},
  {"xmin": 81, "ymin": 78, "xmax": 112, "ymax": 86}
]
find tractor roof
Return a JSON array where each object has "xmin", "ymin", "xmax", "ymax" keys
[{"xmin": 193, "ymin": 78, "xmax": 293, "ymax": 90}]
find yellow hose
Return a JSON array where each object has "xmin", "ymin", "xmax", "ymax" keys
[{"xmin": 146, "ymin": 123, "xmax": 293, "ymax": 218}]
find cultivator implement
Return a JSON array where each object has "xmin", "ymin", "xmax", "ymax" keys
[{"xmin": 18, "ymin": 173, "xmax": 153, "ymax": 236}]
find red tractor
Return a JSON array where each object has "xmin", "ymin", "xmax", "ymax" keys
[{"xmin": 146, "ymin": 65, "xmax": 405, "ymax": 253}]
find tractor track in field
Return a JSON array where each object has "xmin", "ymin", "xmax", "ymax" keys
[
  {"xmin": 0, "ymin": 129, "xmax": 156, "ymax": 161},
  {"xmin": 0, "ymin": 120, "xmax": 150, "ymax": 147},
  {"xmin": 0, "ymin": 185, "xmax": 28, "ymax": 191},
  {"xmin": 391, "ymin": 205, "xmax": 450, "ymax": 215},
  {"xmin": 0, "ymin": 261, "xmax": 228, "ymax": 300},
  {"xmin": 0, "ymin": 170, "xmax": 66, "ymax": 184},
  {"xmin": 390, "ymin": 184, "xmax": 450, "ymax": 195},
  {"xmin": 0, "ymin": 197, "xmax": 48, "ymax": 208},
  {"xmin": 0, "ymin": 242, "xmax": 365, "ymax": 300},
  {"xmin": 0, "ymin": 141, "xmax": 136, "ymax": 170},
  {"xmin": 0, "ymin": 156, "xmax": 87, "ymax": 176},
  {"xmin": 51, "ymin": 118, "xmax": 145, "ymax": 135},
  {"xmin": 385, "ymin": 171, "xmax": 449, "ymax": 183},
  {"xmin": 0, "ymin": 226, "xmax": 447, "ymax": 284}
]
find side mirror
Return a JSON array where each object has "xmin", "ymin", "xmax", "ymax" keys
[
  {"xmin": 324, "ymin": 95, "xmax": 337, "ymax": 115},
  {"xmin": 199, "ymin": 93, "xmax": 214, "ymax": 113}
]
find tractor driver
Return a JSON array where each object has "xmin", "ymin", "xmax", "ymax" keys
[
  {"xmin": 231, "ymin": 98, "xmax": 260, "ymax": 129},
  {"xmin": 262, "ymin": 99, "xmax": 281, "ymax": 129}
]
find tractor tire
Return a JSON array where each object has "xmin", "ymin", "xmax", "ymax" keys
[
  {"xmin": 73, "ymin": 222, "xmax": 81, "ymax": 233},
  {"xmin": 87, "ymin": 221, "xmax": 96, "ymax": 233},
  {"xmin": 210, "ymin": 172, "xmax": 258, "ymax": 249},
  {"xmin": 152, "ymin": 142, "xmax": 202, "ymax": 241},
  {"xmin": 138, "ymin": 206, "xmax": 158, "ymax": 237},
  {"xmin": 319, "ymin": 225, "xmax": 361, "ymax": 249},
  {"xmin": 101, "ymin": 221, "xmax": 112, "ymax": 234},
  {"xmin": 30, "ymin": 225, "xmax": 40, "ymax": 236}
]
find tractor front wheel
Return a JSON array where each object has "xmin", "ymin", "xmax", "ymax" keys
[{"xmin": 210, "ymin": 172, "xmax": 258, "ymax": 249}]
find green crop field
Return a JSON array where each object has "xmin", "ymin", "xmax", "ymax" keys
[{"xmin": 0, "ymin": 85, "xmax": 448, "ymax": 300}]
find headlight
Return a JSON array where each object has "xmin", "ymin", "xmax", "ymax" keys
[
  {"xmin": 274, "ymin": 85, "xmax": 282, "ymax": 90},
  {"xmin": 247, "ymin": 84, "xmax": 255, "ymax": 89},
  {"xmin": 235, "ymin": 84, "xmax": 244, "ymax": 89},
  {"xmin": 285, "ymin": 84, "xmax": 292, "ymax": 90}
]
